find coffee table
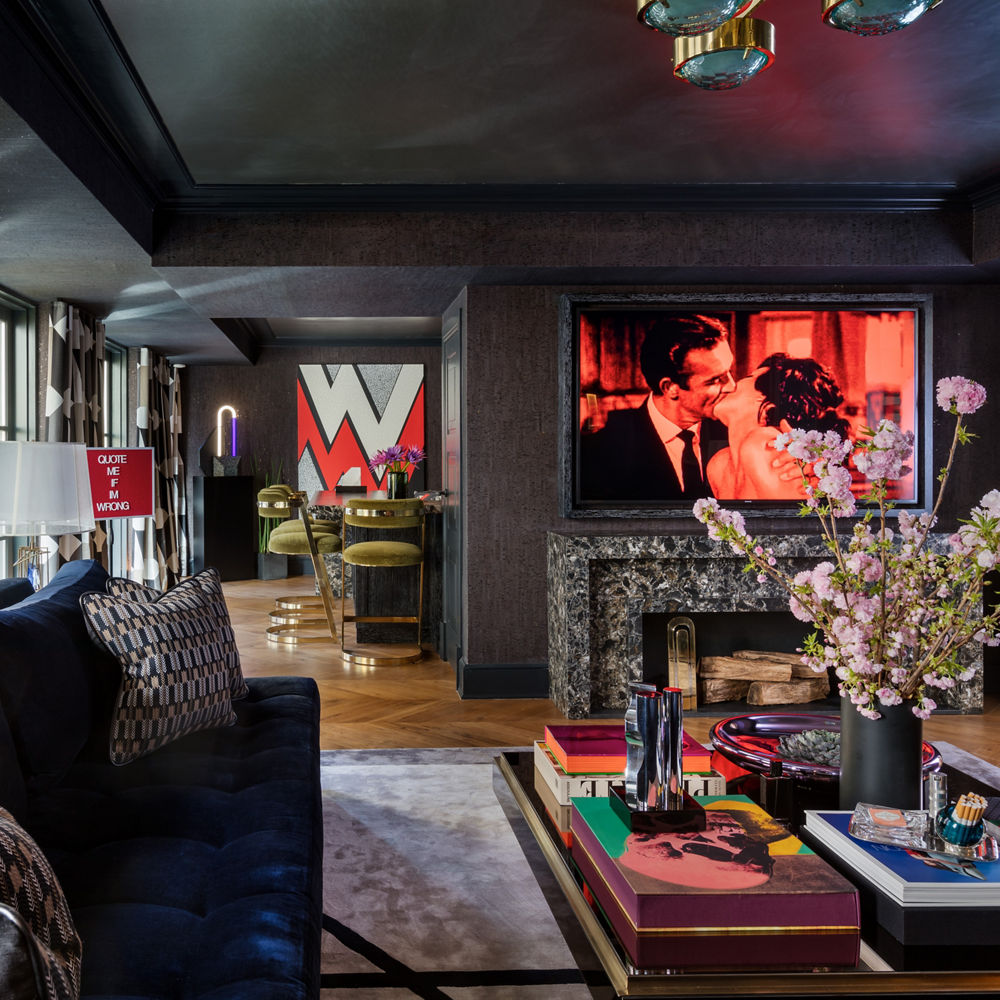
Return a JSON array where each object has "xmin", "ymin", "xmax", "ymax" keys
[{"xmin": 495, "ymin": 749, "xmax": 1000, "ymax": 998}]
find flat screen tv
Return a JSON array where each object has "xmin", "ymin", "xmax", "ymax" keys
[{"xmin": 559, "ymin": 293, "xmax": 932, "ymax": 518}]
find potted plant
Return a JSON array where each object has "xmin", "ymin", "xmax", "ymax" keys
[
  {"xmin": 694, "ymin": 376, "xmax": 999, "ymax": 809},
  {"xmin": 253, "ymin": 458, "xmax": 288, "ymax": 580},
  {"xmin": 368, "ymin": 444, "xmax": 426, "ymax": 499}
]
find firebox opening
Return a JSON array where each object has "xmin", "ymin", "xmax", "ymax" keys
[{"xmin": 641, "ymin": 611, "xmax": 838, "ymax": 715}]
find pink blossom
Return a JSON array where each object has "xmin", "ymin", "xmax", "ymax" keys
[
  {"xmin": 979, "ymin": 489, "xmax": 1000, "ymax": 519},
  {"xmin": 936, "ymin": 376, "xmax": 986, "ymax": 415},
  {"xmin": 692, "ymin": 497, "xmax": 719, "ymax": 523}
]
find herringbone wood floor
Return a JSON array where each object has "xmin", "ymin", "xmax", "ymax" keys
[{"xmin": 224, "ymin": 576, "xmax": 1000, "ymax": 760}]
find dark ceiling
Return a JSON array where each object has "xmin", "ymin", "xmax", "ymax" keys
[{"xmin": 1, "ymin": 0, "xmax": 999, "ymax": 362}]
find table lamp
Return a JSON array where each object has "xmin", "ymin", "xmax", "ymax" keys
[{"xmin": 0, "ymin": 441, "xmax": 96, "ymax": 589}]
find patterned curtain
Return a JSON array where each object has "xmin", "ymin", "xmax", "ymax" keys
[
  {"xmin": 130, "ymin": 349, "xmax": 186, "ymax": 588},
  {"xmin": 44, "ymin": 301, "xmax": 107, "ymax": 570}
]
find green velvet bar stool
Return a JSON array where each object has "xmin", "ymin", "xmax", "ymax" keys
[
  {"xmin": 340, "ymin": 497, "xmax": 425, "ymax": 665},
  {"xmin": 257, "ymin": 486, "xmax": 342, "ymax": 644},
  {"xmin": 257, "ymin": 484, "xmax": 318, "ymax": 625}
]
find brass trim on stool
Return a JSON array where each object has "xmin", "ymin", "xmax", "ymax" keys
[
  {"xmin": 340, "ymin": 498, "xmax": 426, "ymax": 665},
  {"xmin": 264, "ymin": 491, "xmax": 340, "ymax": 646},
  {"xmin": 342, "ymin": 646, "xmax": 424, "ymax": 666},
  {"xmin": 266, "ymin": 623, "xmax": 338, "ymax": 644},
  {"xmin": 275, "ymin": 595, "xmax": 323, "ymax": 611},
  {"xmin": 269, "ymin": 611, "xmax": 331, "ymax": 626}
]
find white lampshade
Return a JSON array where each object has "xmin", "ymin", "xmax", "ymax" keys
[{"xmin": 0, "ymin": 442, "xmax": 96, "ymax": 536}]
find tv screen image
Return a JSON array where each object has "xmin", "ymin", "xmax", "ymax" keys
[{"xmin": 561, "ymin": 296, "xmax": 929, "ymax": 517}]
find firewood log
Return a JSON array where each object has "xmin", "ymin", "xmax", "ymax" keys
[
  {"xmin": 697, "ymin": 678, "xmax": 751, "ymax": 704},
  {"xmin": 746, "ymin": 676, "xmax": 830, "ymax": 705},
  {"xmin": 699, "ymin": 655, "xmax": 792, "ymax": 682}
]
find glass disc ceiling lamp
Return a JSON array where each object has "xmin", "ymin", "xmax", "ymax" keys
[
  {"xmin": 822, "ymin": 0, "xmax": 943, "ymax": 36},
  {"xmin": 637, "ymin": 0, "xmax": 758, "ymax": 35},
  {"xmin": 637, "ymin": 0, "xmax": 945, "ymax": 90},
  {"xmin": 637, "ymin": 0, "xmax": 774, "ymax": 90}
]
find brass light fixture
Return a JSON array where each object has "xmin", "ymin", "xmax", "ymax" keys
[
  {"xmin": 637, "ymin": 0, "xmax": 944, "ymax": 90},
  {"xmin": 673, "ymin": 15, "xmax": 774, "ymax": 90},
  {"xmin": 636, "ymin": 1, "xmax": 757, "ymax": 35},
  {"xmin": 822, "ymin": 0, "xmax": 943, "ymax": 36}
]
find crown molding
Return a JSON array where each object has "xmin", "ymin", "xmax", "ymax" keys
[{"xmin": 158, "ymin": 182, "xmax": 966, "ymax": 216}]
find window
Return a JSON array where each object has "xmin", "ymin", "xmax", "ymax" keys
[{"xmin": 0, "ymin": 290, "xmax": 36, "ymax": 575}]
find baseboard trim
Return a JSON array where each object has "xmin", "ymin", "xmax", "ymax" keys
[{"xmin": 457, "ymin": 660, "xmax": 549, "ymax": 700}]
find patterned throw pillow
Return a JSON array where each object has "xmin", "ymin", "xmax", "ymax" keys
[
  {"xmin": 0, "ymin": 807, "xmax": 82, "ymax": 1000},
  {"xmin": 103, "ymin": 568, "xmax": 249, "ymax": 701},
  {"xmin": 80, "ymin": 582, "xmax": 238, "ymax": 765}
]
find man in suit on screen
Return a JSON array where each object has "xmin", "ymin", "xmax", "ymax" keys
[{"xmin": 580, "ymin": 314, "xmax": 735, "ymax": 502}]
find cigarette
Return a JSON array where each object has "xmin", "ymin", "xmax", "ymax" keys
[{"xmin": 954, "ymin": 793, "xmax": 986, "ymax": 825}]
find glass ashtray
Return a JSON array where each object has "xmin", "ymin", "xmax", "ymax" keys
[
  {"xmin": 848, "ymin": 804, "xmax": 1000, "ymax": 862},
  {"xmin": 848, "ymin": 802, "xmax": 930, "ymax": 849}
]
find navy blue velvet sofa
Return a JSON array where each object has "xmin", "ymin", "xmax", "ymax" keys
[{"xmin": 0, "ymin": 560, "xmax": 323, "ymax": 999}]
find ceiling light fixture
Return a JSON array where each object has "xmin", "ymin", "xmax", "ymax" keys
[
  {"xmin": 673, "ymin": 16, "xmax": 775, "ymax": 90},
  {"xmin": 821, "ymin": 0, "xmax": 943, "ymax": 36},
  {"xmin": 636, "ymin": 1, "xmax": 757, "ymax": 35},
  {"xmin": 637, "ymin": 0, "xmax": 944, "ymax": 90}
]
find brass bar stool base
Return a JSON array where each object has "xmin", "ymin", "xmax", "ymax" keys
[
  {"xmin": 275, "ymin": 595, "xmax": 323, "ymax": 611},
  {"xmin": 342, "ymin": 645, "xmax": 425, "ymax": 666},
  {"xmin": 269, "ymin": 611, "xmax": 330, "ymax": 627},
  {"xmin": 266, "ymin": 622, "xmax": 337, "ymax": 644}
]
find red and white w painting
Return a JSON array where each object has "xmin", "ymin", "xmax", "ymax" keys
[{"xmin": 297, "ymin": 364, "xmax": 425, "ymax": 496}]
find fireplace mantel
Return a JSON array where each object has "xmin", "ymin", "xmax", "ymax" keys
[{"xmin": 546, "ymin": 532, "xmax": 981, "ymax": 719}]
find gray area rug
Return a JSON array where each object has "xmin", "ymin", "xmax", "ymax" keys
[{"xmin": 320, "ymin": 748, "xmax": 606, "ymax": 999}]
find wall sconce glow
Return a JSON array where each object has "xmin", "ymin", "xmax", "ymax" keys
[{"xmin": 216, "ymin": 405, "xmax": 238, "ymax": 458}]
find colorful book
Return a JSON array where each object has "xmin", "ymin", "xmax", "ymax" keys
[
  {"xmin": 802, "ymin": 811, "xmax": 1000, "ymax": 906},
  {"xmin": 532, "ymin": 766, "xmax": 573, "ymax": 847},
  {"xmin": 533, "ymin": 741, "xmax": 723, "ymax": 807},
  {"xmin": 570, "ymin": 794, "xmax": 860, "ymax": 969},
  {"xmin": 543, "ymin": 723, "xmax": 712, "ymax": 776}
]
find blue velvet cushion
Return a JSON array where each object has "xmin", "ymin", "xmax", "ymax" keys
[
  {"xmin": 27, "ymin": 677, "xmax": 323, "ymax": 1000},
  {"xmin": 0, "ymin": 561, "xmax": 114, "ymax": 794},
  {"xmin": 0, "ymin": 578, "xmax": 32, "ymax": 610}
]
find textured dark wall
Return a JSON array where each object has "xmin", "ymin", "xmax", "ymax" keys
[
  {"xmin": 183, "ymin": 343, "xmax": 442, "ymax": 512},
  {"xmin": 178, "ymin": 283, "xmax": 1000, "ymax": 687},
  {"xmin": 463, "ymin": 283, "xmax": 1000, "ymax": 670}
]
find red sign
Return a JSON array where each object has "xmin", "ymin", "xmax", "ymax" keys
[{"xmin": 86, "ymin": 448, "xmax": 155, "ymax": 519}]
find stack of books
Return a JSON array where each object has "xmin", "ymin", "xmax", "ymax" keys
[
  {"xmin": 570, "ymin": 794, "xmax": 861, "ymax": 969},
  {"xmin": 533, "ymin": 724, "xmax": 724, "ymax": 847},
  {"xmin": 802, "ymin": 810, "xmax": 1000, "ymax": 950}
]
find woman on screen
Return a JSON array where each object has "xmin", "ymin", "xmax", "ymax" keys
[{"xmin": 707, "ymin": 353, "xmax": 850, "ymax": 500}]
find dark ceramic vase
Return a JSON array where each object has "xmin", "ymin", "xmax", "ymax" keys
[
  {"xmin": 257, "ymin": 552, "xmax": 288, "ymax": 581},
  {"xmin": 387, "ymin": 470, "xmax": 407, "ymax": 499},
  {"xmin": 839, "ymin": 697, "xmax": 923, "ymax": 810}
]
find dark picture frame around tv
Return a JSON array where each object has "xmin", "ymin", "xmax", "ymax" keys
[{"xmin": 559, "ymin": 292, "xmax": 934, "ymax": 519}]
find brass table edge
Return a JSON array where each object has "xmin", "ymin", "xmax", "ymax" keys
[
  {"xmin": 493, "ymin": 753, "xmax": 1000, "ymax": 998},
  {"xmin": 496, "ymin": 753, "xmax": 631, "ymax": 997}
]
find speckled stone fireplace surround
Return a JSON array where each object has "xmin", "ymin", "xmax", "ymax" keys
[{"xmin": 546, "ymin": 532, "xmax": 982, "ymax": 720}]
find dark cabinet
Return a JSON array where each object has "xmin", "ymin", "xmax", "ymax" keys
[{"xmin": 192, "ymin": 475, "xmax": 256, "ymax": 581}]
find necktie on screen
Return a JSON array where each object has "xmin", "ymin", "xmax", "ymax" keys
[{"xmin": 677, "ymin": 428, "xmax": 704, "ymax": 497}]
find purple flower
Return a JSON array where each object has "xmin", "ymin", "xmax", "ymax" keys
[{"xmin": 368, "ymin": 442, "xmax": 426, "ymax": 475}]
